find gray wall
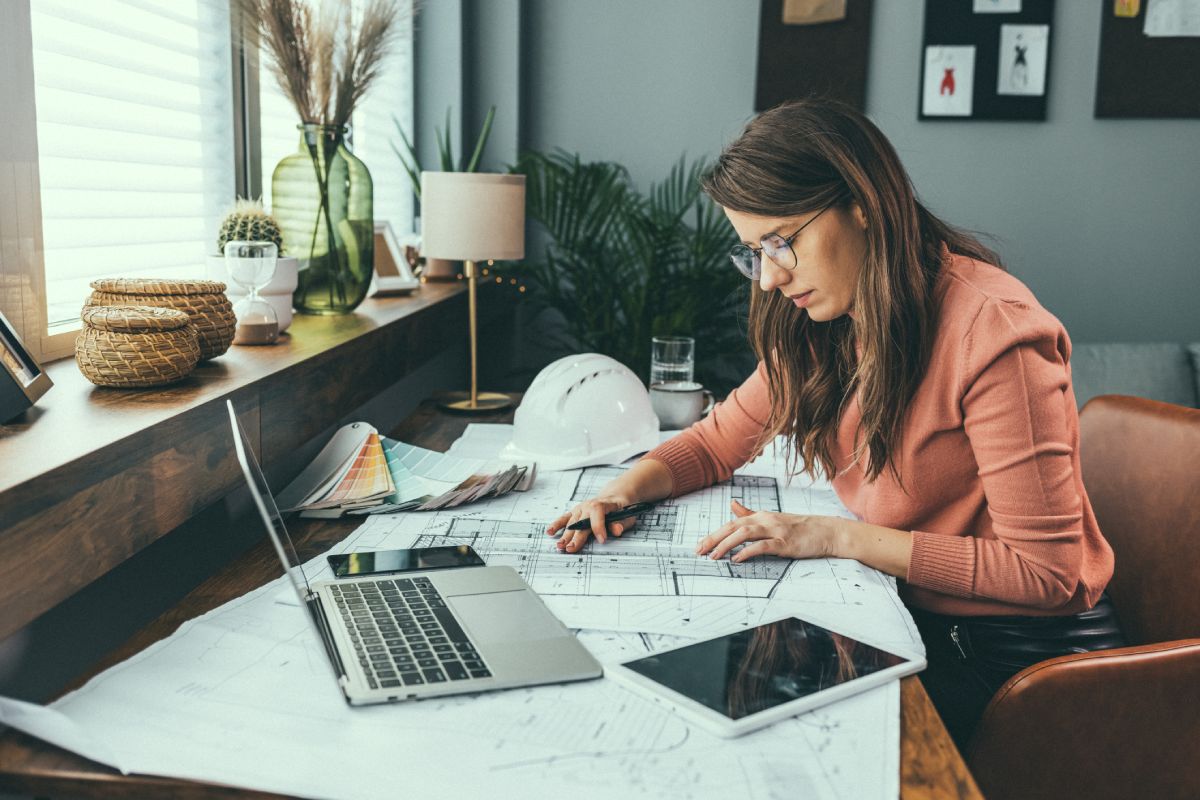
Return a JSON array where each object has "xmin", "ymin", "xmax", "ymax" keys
[
  {"xmin": 414, "ymin": 0, "xmax": 522, "ymax": 178},
  {"xmin": 508, "ymin": 0, "xmax": 1200, "ymax": 344},
  {"xmin": 521, "ymin": 0, "xmax": 757, "ymax": 184}
]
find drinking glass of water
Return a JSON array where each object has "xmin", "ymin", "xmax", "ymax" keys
[{"xmin": 650, "ymin": 336, "xmax": 695, "ymax": 385}]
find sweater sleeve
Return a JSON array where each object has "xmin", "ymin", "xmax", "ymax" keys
[
  {"xmin": 640, "ymin": 361, "xmax": 772, "ymax": 497},
  {"xmin": 906, "ymin": 298, "xmax": 1086, "ymax": 610}
]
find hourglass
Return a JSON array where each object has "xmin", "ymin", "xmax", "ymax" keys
[{"xmin": 224, "ymin": 240, "xmax": 280, "ymax": 345}]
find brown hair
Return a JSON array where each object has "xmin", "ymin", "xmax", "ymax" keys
[{"xmin": 703, "ymin": 100, "xmax": 999, "ymax": 483}]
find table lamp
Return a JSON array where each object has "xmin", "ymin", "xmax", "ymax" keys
[{"xmin": 421, "ymin": 172, "xmax": 525, "ymax": 413}]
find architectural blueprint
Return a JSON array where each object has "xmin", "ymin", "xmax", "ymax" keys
[
  {"xmin": 1, "ymin": 566, "xmax": 897, "ymax": 800},
  {"xmin": 332, "ymin": 458, "xmax": 923, "ymax": 653},
  {"xmin": 0, "ymin": 427, "xmax": 918, "ymax": 799}
]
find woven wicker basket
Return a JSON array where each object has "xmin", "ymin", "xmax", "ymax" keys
[
  {"xmin": 88, "ymin": 278, "xmax": 235, "ymax": 360},
  {"xmin": 75, "ymin": 305, "xmax": 201, "ymax": 388}
]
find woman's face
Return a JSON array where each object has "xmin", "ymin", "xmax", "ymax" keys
[{"xmin": 723, "ymin": 204, "xmax": 868, "ymax": 322}]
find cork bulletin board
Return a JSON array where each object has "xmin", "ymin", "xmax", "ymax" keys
[
  {"xmin": 1095, "ymin": 1, "xmax": 1200, "ymax": 118},
  {"xmin": 754, "ymin": 0, "xmax": 874, "ymax": 112},
  {"xmin": 919, "ymin": 0, "xmax": 1056, "ymax": 122}
]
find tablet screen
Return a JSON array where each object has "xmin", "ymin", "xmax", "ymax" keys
[{"xmin": 623, "ymin": 617, "xmax": 909, "ymax": 721}]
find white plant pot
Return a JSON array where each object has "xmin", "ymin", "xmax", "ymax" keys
[{"xmin": 207, "ymin": 255, "xmax": 298, "ymax": 332}]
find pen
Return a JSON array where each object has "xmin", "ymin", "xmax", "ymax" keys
[{"xmin": 565, "ymin": 502, "xmax": 656, "ymax": 531}]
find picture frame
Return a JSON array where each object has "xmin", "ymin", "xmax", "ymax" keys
[
  {"xmin": 919, "ymin": 0, "xmax": 1055, "ymax": 122},
  {"xmin": 0, "ymin": 311, "xmax": 53, "ymax": 423},
  {"xmin": 371, "ymin": 221, "xmax": 420, "ymax": 296}
]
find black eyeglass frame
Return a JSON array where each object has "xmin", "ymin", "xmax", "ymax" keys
[{"xmin": 728, "ymin": 203, "xmax": 834, "ymax": 280}]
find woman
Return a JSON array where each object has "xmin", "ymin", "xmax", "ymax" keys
[{"xmin": 545, "ymin": 100, "xmax": 1125, "ymax": 747}]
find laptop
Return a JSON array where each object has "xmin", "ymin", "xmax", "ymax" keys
[{"xmin": 227, "ymin": 400, "xmax": 602, "ymax": 706}]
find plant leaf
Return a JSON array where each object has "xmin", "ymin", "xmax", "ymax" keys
[
  {"xmin": 437, "ymin": 107, "xmax": 454, "ymax": 171},
  {"xmin": 463, "ymin": 105, "xmax": 496, "ymax": 173},
  {"xmin": 510, "ymin": 150, "xmax": 748, "ymax": 390},
  {"xmin": 390, "ymin": 114, "xmax": 421, "ymax": 197}
]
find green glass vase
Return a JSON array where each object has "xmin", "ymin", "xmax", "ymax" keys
[{"xmin": 272, "ymin": 124, "xmax": 374, "ymax": 315}]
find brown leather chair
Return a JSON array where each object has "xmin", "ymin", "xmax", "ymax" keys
[{"xmin": 966, "ymin": 396, "xmax": 1200, "ymax": 800}]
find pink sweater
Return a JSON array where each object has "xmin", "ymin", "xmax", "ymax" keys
[{"xmin": 643, "ymin": 254, "xmax": 1114, "ymax": 617}]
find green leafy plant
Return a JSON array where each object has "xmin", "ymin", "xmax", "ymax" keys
[
  {"xmin": 216, "ymin": 198, "xmax": 284, "ymax": 255},
  {"xmin": 509, "ymin": 150, "xmax": 752, "ymax": 394},
  {"xmin": 391, "ymin": 106, "xmax": 496, "ymax": 198}
]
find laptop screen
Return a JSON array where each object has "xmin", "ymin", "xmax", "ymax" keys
[{"xmin": 227, "ymin": 401, "xmax": 314, "ymax": 604}]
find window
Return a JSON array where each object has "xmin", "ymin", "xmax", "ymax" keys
[
  {"xmin": 1, "ymin": 0, "xmax": 414, "ymax": 362},
  {"xmin": 349, "ymin": 28, "xmax": 415, "ymax": 237},
  {"xmin": 29, "ymin": 0, "xmax": 235, "ymax": 335}
]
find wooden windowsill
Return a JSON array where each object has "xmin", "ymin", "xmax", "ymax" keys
[
  {"xmin": 0, "ymin": 283, "xmax": 463, "ymax": 495},
  {"xmin": 0, "ymin": 281, "xmax": 511, "ymax": 642}
]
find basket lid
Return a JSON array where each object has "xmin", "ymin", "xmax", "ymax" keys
[
  {"xmin": 90, "ymin": 278, "xmax": 227, "ymax": 295},
  {"xmin": 81, "ymin": 305, "xmax": 192, "ymax": 333}
]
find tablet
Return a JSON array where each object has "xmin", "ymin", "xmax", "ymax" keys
[{"xmin": 605, "ymin": 615, "xmax": 925, "ymax": 738}]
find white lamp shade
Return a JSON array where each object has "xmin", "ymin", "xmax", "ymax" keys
[{"xmin": 420, "ymin": 172, "xmax": 525, "ymax": 261}]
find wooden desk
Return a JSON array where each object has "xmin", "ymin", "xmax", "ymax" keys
[
  {"xmin": 0, "ymin": 394, "xmax": 983, "ymax": 799},
  {"xmin": 0, "ymin": 282, "xmax": 512, "ymax": 643}
]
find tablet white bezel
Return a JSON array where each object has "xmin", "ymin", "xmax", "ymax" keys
[{"xmin": 604, "ymin": 613, "xmax": 926, "ymax": 738}]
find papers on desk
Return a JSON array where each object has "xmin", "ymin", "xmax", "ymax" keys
[
  {"xmin": 277, "ymin": 422, "xmax": 535, "ymax": 517},
  {"xmin": 353, "ymin": 439, "xmax": 535, "ymax": 514},
  {"xmin": 0, "ymin": 426, "xmax": 920, "ymax": 800},
  {"xmin": 0, "ymin": 584, "xmax": 874, "ymax": 798},
  {"xmin": 0, "ymin": 696, "xmax": 123, "ymax": 772}
]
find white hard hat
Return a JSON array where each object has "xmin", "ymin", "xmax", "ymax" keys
[{"xmin": 501, "ymin": 353, "xmax": 660, "ymax": 471}]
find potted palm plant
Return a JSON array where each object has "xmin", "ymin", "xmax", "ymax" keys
[{"xmin": 510, "ymin": 151, "xmax": 751, "ymax": 395}]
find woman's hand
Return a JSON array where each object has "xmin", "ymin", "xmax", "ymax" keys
[
  {"xmin": 695, "ymin": 500, "xmax": 844, "ymax": 562},
  {"xmin": 544, "ymin": 459, "xmax": 673, "ymax": 553},
  {"xmin": 546, "ymin": 496, "xmax": 640, "ymax": 553}
]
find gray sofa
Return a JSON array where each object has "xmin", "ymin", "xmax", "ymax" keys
[{"xmin": 1070, "ymin": 342, "xmax": 1200, "ymax": 409}]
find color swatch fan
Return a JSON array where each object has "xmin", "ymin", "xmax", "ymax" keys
[
  {"xmin": 275, "ymin": 423, "xmax": 393, "ymax": 516},
  {"xmin": 353, "ymin": 439, "xmax": 537, "ymax": 514},
  {"xmin": 300, "ymin": 433, "xmax": 394, "ymax": 511},
  {"xmin": 276, "ymin": 422, "xmax": 536, "ymax": 518}
]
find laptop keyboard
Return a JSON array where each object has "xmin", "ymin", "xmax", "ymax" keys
[{"xmin": 330, "ymin": 577, "xmax": 492, "ymax": 690}]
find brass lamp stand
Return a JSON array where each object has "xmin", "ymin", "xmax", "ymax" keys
[
  {"xmin": 419, "ymin": 171, "xmax": 525, "ymax": 415},
  {"xmin": 442, "ymin": 259, "xmax": 512, "ymax": 413}
]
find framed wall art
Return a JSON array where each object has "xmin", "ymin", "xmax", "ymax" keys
[{"xmin": 919, "ymin": 0, "xmax": 1056, "ymax": 121}]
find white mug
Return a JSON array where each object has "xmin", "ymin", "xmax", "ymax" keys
[{"xmin": 650, "ymin": 381, "xmax": 715, "ymax": 430}]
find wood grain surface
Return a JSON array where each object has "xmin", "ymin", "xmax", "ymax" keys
[
  {"xmin": 0, "ymin": 392, "xmax": 982, "ymax": 799},
  {"xmin": 0, "ymin": 284, "xmax": 515, "ymax": 642}
]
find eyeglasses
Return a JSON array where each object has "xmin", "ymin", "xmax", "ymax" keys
[{"xmin": 728, "ymin": 204, "xmax": 832, "ymax": 281}]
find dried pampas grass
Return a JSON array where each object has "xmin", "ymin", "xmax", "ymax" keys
[{"xmin": 240, "ymin": 0, "xmax": 412, "ymax": 130}]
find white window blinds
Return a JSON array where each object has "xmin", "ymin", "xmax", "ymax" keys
[
  {"xmin": 29, "ymin": 0, "xmax": 235, "ymax": 328},
  {"xmin": 351, "ymin": 27, "xmax": 415, "ymax": 237},
  {"xmin": 258, "ymin": 4, "xmax": 414, "ymax": 236}
]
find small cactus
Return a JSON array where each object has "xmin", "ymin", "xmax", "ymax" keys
[{"xmin": 217, "ymin": 199, "xmax": 284, "ymax": 255}]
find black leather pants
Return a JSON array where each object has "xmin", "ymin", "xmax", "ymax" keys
[{"xmin": 909, "ymin": 594, "xmax": 1127, "ymax": 751}]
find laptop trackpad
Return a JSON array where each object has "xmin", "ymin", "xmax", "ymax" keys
[{"xmin": 450, "ymin": 591, "xmax": 563, "ymax": 645}]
